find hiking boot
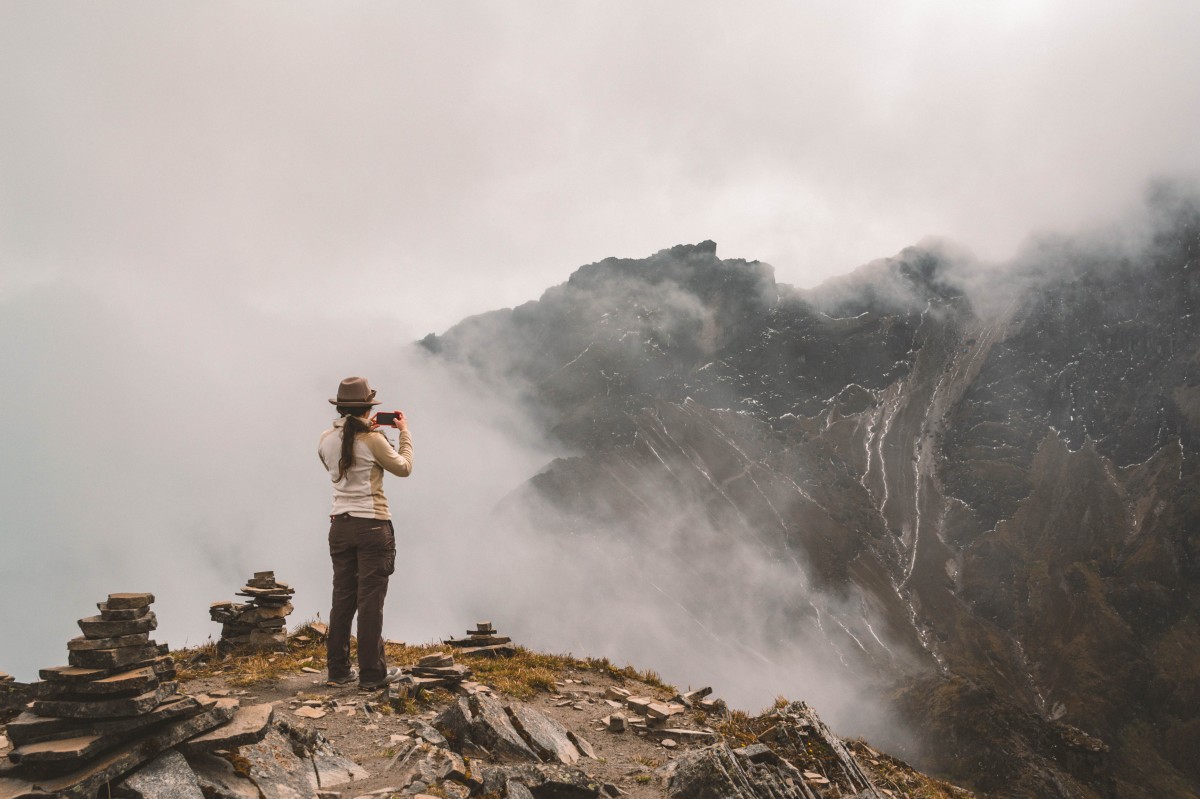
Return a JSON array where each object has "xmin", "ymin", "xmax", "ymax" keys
[
  {"xmin": 326, "ymin": 668, "xmax": 357, "ymax": 686},
  {"xmin": 359, "ymin": 667, "xmax": 401, "ymax": 690}
]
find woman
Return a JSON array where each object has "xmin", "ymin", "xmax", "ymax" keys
[{"xmin": 317, "ymin": 376, "xmax": 413, "ymax": 689}]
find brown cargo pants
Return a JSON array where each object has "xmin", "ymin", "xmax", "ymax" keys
[{"xmin": 327, "ymin": 514, "xmax": 396, "ymax": 685}]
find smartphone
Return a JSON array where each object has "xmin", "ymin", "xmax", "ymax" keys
[{"xmin": 375, "ymin": 412, "xmax": 399, "ymax": 426}]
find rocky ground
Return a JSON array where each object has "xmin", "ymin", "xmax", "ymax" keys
[{"xmin": 116, "ymin": 628, "xmax": 975, "ymax": 799}]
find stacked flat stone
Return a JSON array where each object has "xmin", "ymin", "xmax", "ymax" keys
[
  {"xmin": 0, "ymin": 593, "xmax": 240, "ymax": 799},
  {"xmin": 386, "ymin": 653, "xmax": 475, "ymax": 704},
  {"xmin": 209, "ymin": 571, "xmax": 295, "ymax": 653},
  {"xmin": 443, "ymin": 621, "xmax": 517, "ymax": 657}
]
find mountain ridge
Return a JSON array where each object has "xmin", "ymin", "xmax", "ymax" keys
[{"xmin": 422, "ymin": 185, "xmax": 1200, "ymax": 798}]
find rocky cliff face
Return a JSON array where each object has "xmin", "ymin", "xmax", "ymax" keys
[{"xmin": 422, "ymin": 186, "xmax": 1200, "ymax": 799}]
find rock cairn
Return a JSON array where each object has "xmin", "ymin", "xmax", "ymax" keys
[
  {"xmin": 400, "ymin": 652, "xmax": 470, "ymax": 695},
  {"xmin": 0, "ymin": 672, "xmax": 29, "ymax": 716},
  {"xmin": 209, "ymin": 571, "xmax": 295, "ymax": 653},
  {"xmin": 444, "ymin": 620, "xmax": 516, "ymax": 657},
  {"xmin": 0, "ymin": 593, "xmax": 275, "ymax": 799}
]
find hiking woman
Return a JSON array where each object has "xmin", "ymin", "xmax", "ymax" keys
[{"xmin": 318, "ymin": 376, "xmax": 413, "ymax": 689}]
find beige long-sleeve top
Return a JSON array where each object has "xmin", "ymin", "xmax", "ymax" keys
[{"xmin": 318, "ymin": 418, "xmax": 413, "ymax": 519}]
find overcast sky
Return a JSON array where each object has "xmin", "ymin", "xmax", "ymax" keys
[
  {"xmin": 2, "ymin": 1, "xmax": 1200, "ymax": 687},
  {"xmin": 4, "ymin": 1, "xmax": 1200, "ymax": 335}
]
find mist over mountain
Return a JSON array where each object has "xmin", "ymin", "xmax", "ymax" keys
[{"xmin": 421, "ymin": 182, "xmax": 1200, "ymax": 799}]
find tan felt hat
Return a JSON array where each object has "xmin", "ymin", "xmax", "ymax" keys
[{"xmin": 329, "ymin": 376, "xmax": 381, "ymax": 407}]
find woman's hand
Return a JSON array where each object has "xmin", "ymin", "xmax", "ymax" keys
[{"xmin": 390, "ymin": 410, "xmax": 408, "ymax": 432}]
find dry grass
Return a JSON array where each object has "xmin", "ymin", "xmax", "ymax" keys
[
  {"xmin": 460, "ymin": 649, "xmax": 674, "ymax": 700},
  {"xmin": 173, "ymin": 621, "xmax": 337, "ymax": 687},
  {"xmin": 711, "ymin": 708, "xmax": 757, "ymax": 746},
  {"xmin": 172, "ymin": 621, "xmax": 673, "ymax": 701},
  {"xmin": 847, "ymin": 740, "xmax": 977, "ymax": 799},
  {"xmin": 579, "ymin": 656, "xmax": 672, "ymax": 691}
]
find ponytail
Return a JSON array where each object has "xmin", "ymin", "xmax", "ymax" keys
[{"xmin": 335, "ymin": 408, "xmax": 372, "ymax": 482}]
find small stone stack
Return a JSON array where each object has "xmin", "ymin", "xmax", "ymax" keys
[
  {"xmin": 0, "ymin": 593, "xmax": 241, "ymax": 799},
  {"xmin": 209, "ymin": 571, "xmax": 295, "ymax": 653},
  {"xmin": 0, "ymin": 671, "xmax": 29, "ymax": 716},
  {"xmin": 405, "ymin": 652, "xmax": 473, "ymax": 692},
  {"xmin": 444, "ymin": 621, "xmax": 516, "ymax": 657}
]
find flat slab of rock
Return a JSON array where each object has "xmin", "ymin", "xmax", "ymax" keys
[
  {"xmin": 457, "ymin": 643, "xmax": 517, "ymax": 658},
  {"xmin": 446, "ymin": 635, "xmax": 512, "ymax": 647},
  {"xmin": 31, "ymin": 681, "xmax": 177, "ymax": 719},
  {"xmin": 647, "ymin": 728, "xmax": 716, "ymax": 741},
  {"xmin": 112, "ymin": 749, "xmax": 204, "ymax": 799},
  {"xmin": 77, "ymin": 614, "xmax": 158, "ymax": 640},
  {"xmin": 32, "ymin": 667, "xmax": 159, "ymax": 699},
  {"xmin": 37, "ymin": 666, "xmax": 110, "ymax": 684},
  {"xmin": 177, "ymin": 703, "xmax": 274, "ymax": 754},
  {"xmin": 68, "ymin": 643, "xmax": 165, "ymax": 671},
  {"xmin": 236, "ymin": 586, "xmax": 294, "ymax": 598},
  {"xmin": 0, "ymin": 698, "xmax": 234, "ymax": 799},
  {"xmin": 506, "ymin": 703, "xmax": 581, "ymax": 765},
  {"xmin": 67, "ymin": 633, "xmax": 150, "ymax": 652},
  {"xmin": 6, "ymin": 696, "xmax": 207, "ymax": 747},
  {"xmin": 8, "ymin": 734, "xmax": 111, "ymax": 767},
  {"xmin": 104, "ymin": 594, "xmax": 154, "ymax": 610},
  {"xmin": 96, "ymin": 603, "xmax": 151, "ymax": 621}
]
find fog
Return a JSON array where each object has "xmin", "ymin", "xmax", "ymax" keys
[{"xmin": 2, "ymin": 1, "xmax": 1199, "ymax": 731}]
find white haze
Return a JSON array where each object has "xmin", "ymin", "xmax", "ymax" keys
[{"xmin": 1, "ymin": 0, "xmax": 1199, "ymax": 734}]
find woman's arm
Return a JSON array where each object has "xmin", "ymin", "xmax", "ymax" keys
[{"xmin": 366, "ymin": 429, "xmax": 413, "ymax": 477}]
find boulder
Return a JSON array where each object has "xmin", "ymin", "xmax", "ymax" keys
[
  {"xmin": 177, "ymin": 703, "xmax": 274, "ymax": 754},
  {"xmin": 112, "ymin": 750, "xmax": 204, "ymax": 799},
  {"xmin": 435, "ymin": 693, "xmax": 539, "ymax": 762},
  {"xmin": 480, "ymin": 764, "xmax": 601, "ymax": 799},
  {"xmin": 666, "ymin": 743, "xmax": 762, "ymax": 799},
  {"xmin": 667, "ymin": 742, "xmax": 818, "ymax": 799},
  {"xmin": 311, "ymin": 739, "xmax": 370, "ymax": 788},
  {"xmin": 182, "ymin": 752, "xmax": 260, "ymax": 799},
  {"xmin": 234, "ymin": 727, "xmax": 320, "ymax": 799},
  {"xmin": 506, "ymin": 780, "xmax": 537, "ymax": 799},
  {"xmin": 506, "ymin": 703, "xmax": 581, "ymax": 765}
]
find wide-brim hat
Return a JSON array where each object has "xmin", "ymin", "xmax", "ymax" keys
[{"xmin": 329, "ymin": 376, "xmax": 382, "ymax": 407}]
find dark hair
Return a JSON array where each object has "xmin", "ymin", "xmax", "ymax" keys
[{"xmin": 334, "ymin": 407, "xmax": 371, "ymax": 482}]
